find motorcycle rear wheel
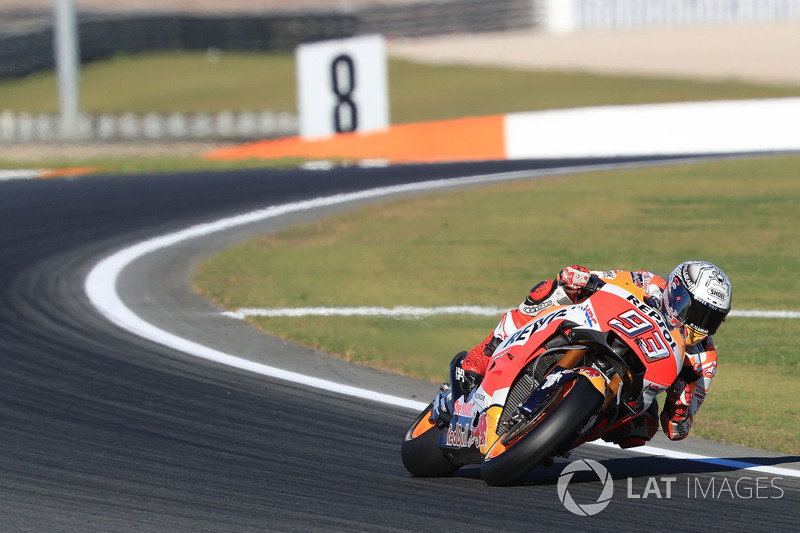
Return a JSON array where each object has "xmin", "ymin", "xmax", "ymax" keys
[
  {"xmin": 480, "ymin": 376, "xmax": 603, "ymax": 486},
  {"xmin": 401, "ymin": 404, "xmax": 463, "ymax": 477}
]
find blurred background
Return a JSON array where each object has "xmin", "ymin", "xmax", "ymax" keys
[
  {"xmin": 1, "ymin": 0, "xmax": 799, "ymax": 147},
  {"xmin": 0, "ymin": 0, "xmax": 536, "ymax": 145}
]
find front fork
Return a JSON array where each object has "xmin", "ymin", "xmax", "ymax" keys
[
  {"xmin": 519, "ymin": 346, "xmax": 623, "ymax": 419},
  {"xmin": 553, "ymin": 346, "xmax": 622, "ymax": 407}
]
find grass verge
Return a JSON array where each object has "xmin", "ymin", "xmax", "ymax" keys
[
  {"xmin": 0, "ymin": 155, "xmax": 308, "ymax": 176},
  {"xmin": 2, "ymin": 51, "xmax": 799, "ymax": 117},
  {"xmin": 194, "ymin": 154, "xmax": 800, "ymax": 454}
]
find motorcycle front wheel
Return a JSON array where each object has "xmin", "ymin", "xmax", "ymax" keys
[
  {"xmin": 401, "ymin": 403, "xmax": 463, "ymax": 477},
  {"xmin": 480, "ymin": 375, "xmax": 603, "ymax": 486}
]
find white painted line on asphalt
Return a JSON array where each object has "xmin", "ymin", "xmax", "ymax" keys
[
  {"xmin": 222, "ymin": 305, "xmax": 510, "ymax": 319},
  {"xmin": 588, "ymin": 440, "xmax": 800, "ymax": 478},
  {"xmin": 0, "ymin": 169, "xmax": 43, "ymax": 181},
  {"xmin": 224, "ymin": 306, "xmax": 800, "ymax": 320},
  {"xmin": 84, "ymin": 165, "xmax": 800, "ymax": 479},
  {"xmin": 87, "ymin": 169, "xmax": 573, "ymax": 413},
  {"xmin": 730, "ymin": 310, "xmax": 800, "ymax": 318}
]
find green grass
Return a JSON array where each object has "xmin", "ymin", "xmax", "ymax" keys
[
  {"xmin": 0, "ymin": 155, "xmax": 307, "ymax": 176},
  {"xmin": 0, "ymin": 52, "xmax": 297, "ymax": 114},
  {"xmin": 2, "ymin": 51, "xmax": 798, "ymax": 119},
  {"xmin": 194, "ymin": 154, "xmax": 800, "ymax": 454},
  {"xmin": 387, "ymin": 61, "xmax": 800, "ymax": 123}
]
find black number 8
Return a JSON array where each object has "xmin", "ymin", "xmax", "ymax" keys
[{"xmin": 331, "ymin": 54, "xmax": 358, "ymax": 133}]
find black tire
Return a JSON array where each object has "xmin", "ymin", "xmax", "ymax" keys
[
  {"xmin": 401, "ymin": 404, "xmax": 462, "ymax": 477},
  {"xmin": 480, "ymin": 376, "xmax": 603, "ymax": 486}
]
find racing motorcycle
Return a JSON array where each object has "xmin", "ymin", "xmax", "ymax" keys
[{"xmin": 401, "ymin": 272, "xmax": 685, "ymax": 486}]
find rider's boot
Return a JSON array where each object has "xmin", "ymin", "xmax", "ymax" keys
[
  {"xmin": 431, "ymin": 350, "xmax": 486, "ymax": 426},
  {"xmin": 431, "ymin": 382, "xmax": 453, "ymax": 426}
]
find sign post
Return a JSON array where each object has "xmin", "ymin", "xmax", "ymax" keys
[
  {"xmin": 54, "ymin": 0, "xmax": 81, "ymax": 139},
  {"xmin": 296, "ymin": 35, "xmax": 389, "ymax": 139}
]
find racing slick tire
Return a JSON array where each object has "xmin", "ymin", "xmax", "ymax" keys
[{"xmin": 401, "ymin": 403, "xmax": 463, "ymax": 477}]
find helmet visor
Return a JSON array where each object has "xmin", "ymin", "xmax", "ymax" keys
[
  {"xmin": 685, "ymin": 299, "xmax": 729, "ymax": 336},
  {"xmin": 663, "ymin": 279, "xmax": 691, "ymax": 328}
]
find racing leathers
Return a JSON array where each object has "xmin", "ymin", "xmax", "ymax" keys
[{"xmin": 461, "ymin": 266, "xmax": 718, "ymax": 447}]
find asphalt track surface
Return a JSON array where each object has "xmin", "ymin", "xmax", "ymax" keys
[{"xmin": 2, "ymin": 156, "xmax": 799, "ymax": 532}]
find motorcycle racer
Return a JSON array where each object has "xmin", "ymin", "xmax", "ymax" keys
[{"xmin": 436, "ymin": 261, "xmax": 732, "ymax": 449}]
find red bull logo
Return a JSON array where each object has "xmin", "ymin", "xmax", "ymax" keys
[
  {"xmin": 446, "ymin": 412, "xmax": 488, "ymax": 448},
  {"xmin": 469, "ymin": 412, "xmax": 488, "ymax": 448}
]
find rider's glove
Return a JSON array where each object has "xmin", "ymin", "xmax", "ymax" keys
[
  {"xmin": 557, "ymin": 265, "xmax": 590, "ymax": 290},
  {"xmin": 644, "ymin": 283, "xmax": 664, "ymax": 310}
]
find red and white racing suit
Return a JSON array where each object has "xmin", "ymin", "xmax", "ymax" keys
[{"xmin": 461, "ymin": 268, "xmax": 717, "ymax": 446}]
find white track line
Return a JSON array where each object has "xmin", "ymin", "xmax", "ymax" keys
[
  {"xmin": 84, "ymin": 167, "xmax": 800, "ymax": 478},
  {"xmin": 590, "ymin": 440, "xmax": 800, "ymax": 478},
  {"xmin": 87, "ymin": 169, "xmax": 574, "ymax": 413},
  {"xmin": 222, "ymin": 305, "xmax": 510, "ymax": 319},
  {"xmin": 0, "ymin": 169, "xmax": 44, "ymax": 181},
  {"xmin": 731, "ymin": 310, "xmax": 800, "ymax": 318},
  {"xmin": 225, "ymin": 306, "xmax": 800, "ymax": 320}
]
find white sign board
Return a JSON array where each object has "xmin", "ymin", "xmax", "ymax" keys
[{"xmin": 296, "ymin": 34, "xmax": 389, "ymax": 139}]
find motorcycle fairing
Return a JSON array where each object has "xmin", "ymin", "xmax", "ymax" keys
[{"xmin": 439, "ymin": 276, "xmax": 685, "ymax": 460}]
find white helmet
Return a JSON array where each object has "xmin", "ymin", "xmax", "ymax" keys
[{"xmin": 662, "ymin": 261, "xmax": 732, "ymax": 345}]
